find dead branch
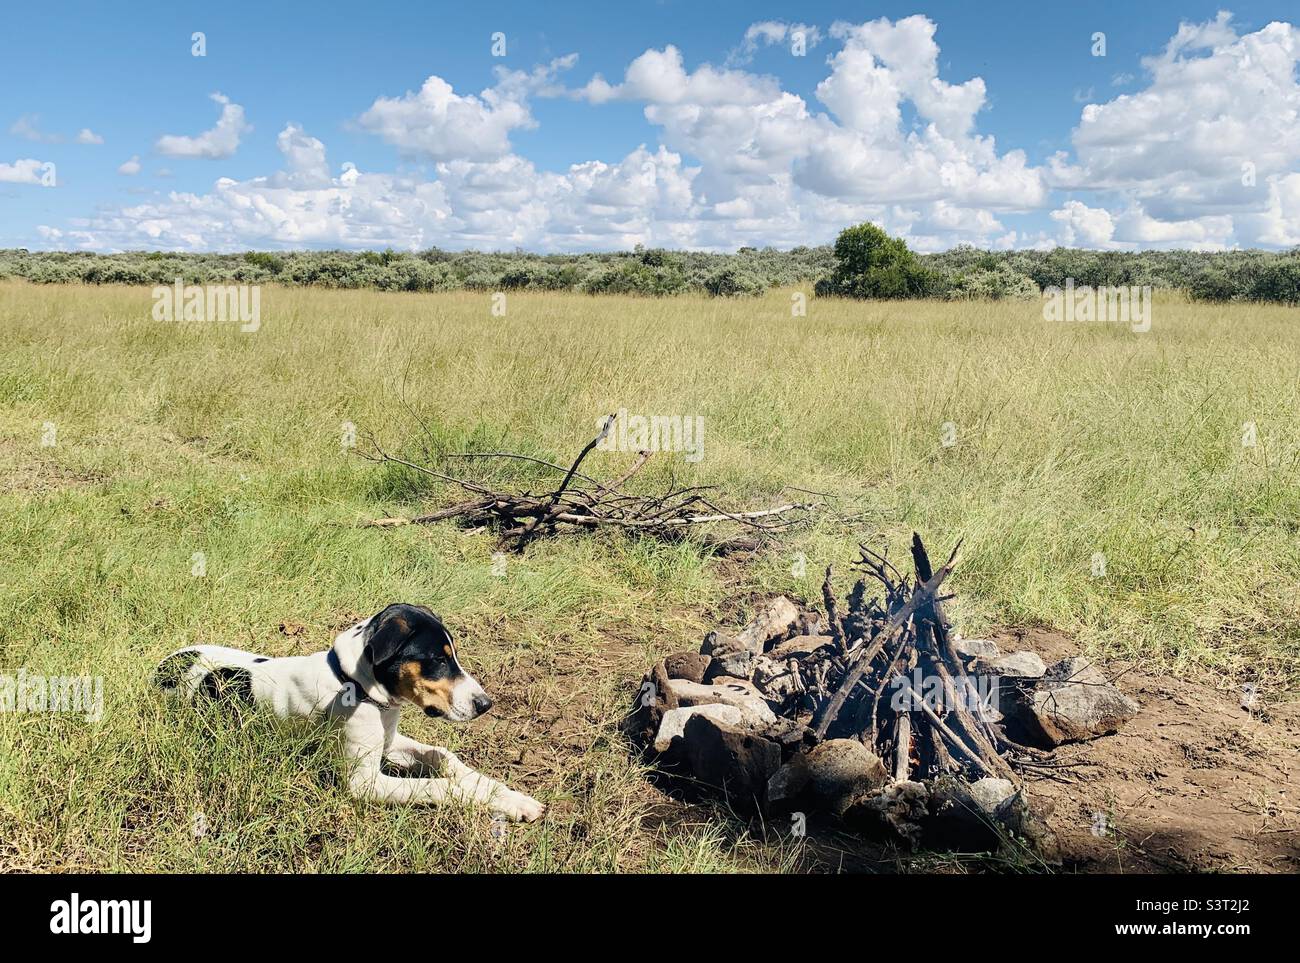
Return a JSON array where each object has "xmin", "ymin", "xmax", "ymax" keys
[{"xmin": 356, "ymin": 422, "xmax": 815, "ymax": 552}]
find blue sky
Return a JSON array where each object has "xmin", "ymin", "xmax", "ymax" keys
[{"xmin": 3, "ymin": 1, "xmax": 1298, "ymax": 252}]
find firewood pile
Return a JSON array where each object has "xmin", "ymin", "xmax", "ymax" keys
[
  {"xmin": 628, "ymin": 533, "xmax": 1140, "ymax": 855},
  {"xmin": 359, "ymin": 416, "xmax": 813, "ymax": 552}
]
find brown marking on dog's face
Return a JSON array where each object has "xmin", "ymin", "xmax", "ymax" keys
[{"xmin": 396, "ymin": 660, "xmax": 456, "ymax": 716}]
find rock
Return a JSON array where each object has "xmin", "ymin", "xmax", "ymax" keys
[
  {"xmin": 664, "ymin": 677, "xmax": 777, "ymax": 728},
  {"xmin": 852, "ymin": 780, "xmax": 930, "ymax": 847},
  {"xmin": 806, "ymin": 739, "xmax": 889, "ymax": 815},
  {"xmin": 994, "ymin": 791, "xmax": 1062, "ymax": 864},
  {"xmin": 1020, "ymin": 657, "xmax": 1140, "ymax": 746},
  {"xmin": 663, "ymin": 651, "xmax": 710, "ymax": 684},
  {"xmin": 653, "ymin": 704, "xmax": 744, "ymax": 752},
  {"xmin": 731, "ymin": 596, "xmax": 801, "ymax": 654},
  {"xmin": 1043, "ymin": 656, "xmax": 1105, "ymax": 685},
  {"xmin": 921, "ymin": 777, "xmax": 1061, "ymax": 858},
  {"xmin": 967, "ymin": 777, "xmax": 1017, "ymax": 814},
  {"xmin": 925, "ymin": 777, "xmax": 1010, "ymax": 852},
  {"xmin": 699, "ymin": 629, "xmax": 733, "ymax": 656},
  {"xmin": 767, "ymin": 634, "xmax": 835, "ymax": 660},
  {"xmin": 952, "ymin": 638, "xmax": 1001, "ymax": 661},
  {"xmin": 764, "ymin": 716, "xmax": 815, "ymax": 756},
  {"xmin": 681, "ymin": 713, "xmax": 781, "ymax": 812},
  {"xmin": 797, "ymin": 612, "xmax": 822, "ymax": 636},
  {"xmin": 623, "ymin": 661, "xmax": 675, "ymax": 751},
  {"xmin": 752, "ymin": 655, "xmax": 802, "ymax": 703},
  {"xmin": 765, "ymin": 752, "xmax": 811, "ymax": 808},
  {"xmin": 705, "ymin": 646, "xmax": 756, "ymax": 681},
  {"xmin": 970, "ymin": 650, "xmax": 1046, "ymax": 680}
]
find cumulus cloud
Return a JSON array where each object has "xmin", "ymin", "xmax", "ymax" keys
[
  {"xmin": 726, "ymin": 21, "xmax": 823, "ymax": 66},
  {"xmin": 358, "ymin": 56, "xmax": 575, "ymax": 162},
  {"xmin": 1049, "ymin": 13, "xmax": 1300, "ymax": 247},
  {"xmin": 155, "ymin": 93, "xmax": 251, "ymax": 159},
  {"xmin": 117, "ymin": 155, "xmax": 141, "ymax": 175},
  {"xmin": 565, "ymin": 17, "xmax": 1043, "ymax": 249},
  {"xmin": 75, "ymin": 128, "xmax": 104, "ymax": 145},
  {"xmin": 42, "ymin": 123, "xmax": 706, "ymax": 252},
  {"xmin": 0, "ymin": 158, "xmax": 54, "ymax": 185},
  {"xmin": 1050, "ymin": 200, "xmax": 1117, "ymax": 247},
  {"xmin": 35, "ymin": 13, "xmax": 1300, "ymax": 253}
]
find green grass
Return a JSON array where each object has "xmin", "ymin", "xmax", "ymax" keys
[{"xmin": 1, "ymin": 279, "xmax": 1297, "ymax": 872}]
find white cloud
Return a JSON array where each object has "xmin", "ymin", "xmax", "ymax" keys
[
  {"xmin": 38, "ymin": 13, "xmax": 1300, "ymax": 253},
  {"xmin": 576, "ymin": 46, "xmax": 781, "ymax": 107},
  {"xmin": 0, "ymin": 158, "xmax": 54, "ymax": 186},
  {"xmin": 41, "ymin": 124, "xmax": 708, "ymax": 252},
  {"xmin": 117, "ymin": 155, "xmax": 141, "ymax": 175},
  {"xmin": 357, "ymin": 56, "xmax": 575, "ymax": 162},
  {"xmin": 155, "ymin": 93, "xmax": 251, "ymax": 159},
  {"xmin": 567, "ymin": 17, "xmax": 1043, "ymax": 248},
  {"xmin": 10, "ymin": 116, "xmax": 104, "ymax": 145},
  {"xmin": 1049, "ymin": 13, "xmax": 1300, "ymax": 246},
  {"xmin": 9, "ymin": 115, "xmax": 61, "ymax": 143},
  {"xmin": 726, "ymin": 21, "xmax": 823, "ymax": 66},
  {"xmin": 1050, "ymin": 200, "xmax": 1117, "ymax": 247}
]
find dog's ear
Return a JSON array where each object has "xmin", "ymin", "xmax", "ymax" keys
[{"xmin": 361, "ymin": 605, "xmax": 412, "ymax": 673}]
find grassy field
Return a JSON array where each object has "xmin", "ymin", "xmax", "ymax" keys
[{"xmin": 1, "ymin": 279, "xmax": 1298, "ymax": 872}]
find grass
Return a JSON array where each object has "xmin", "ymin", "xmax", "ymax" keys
[{"xmin": 1, "ymin": 278, "xmax": 1297, "ymax": 872}]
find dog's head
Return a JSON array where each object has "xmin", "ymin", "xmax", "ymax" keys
[{"xmin": 361, "ymin": 604, "xmax": 492, "ymax": 721}]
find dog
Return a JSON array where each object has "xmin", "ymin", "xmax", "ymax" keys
[{"xmin": 155, "ymin": 603, "xmax": 545, "ymax": 822}]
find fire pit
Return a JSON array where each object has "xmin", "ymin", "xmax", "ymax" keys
[{"xmin": 628, "ymin": 534, "xmax": 1140, "ymax": 855}]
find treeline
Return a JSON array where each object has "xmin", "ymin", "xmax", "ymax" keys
[{"xmin": 1, "ymin": 241, "xmax": 1297, "ymax": 303}]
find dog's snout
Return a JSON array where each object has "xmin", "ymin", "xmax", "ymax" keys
[{"xmin": 472, "ymin": 693, "xmax": 493, "ymax": 716}]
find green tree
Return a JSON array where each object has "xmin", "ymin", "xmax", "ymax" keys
[{"xmin": 827, "ymin": 223, "xmax": 932, "ymax": 298}]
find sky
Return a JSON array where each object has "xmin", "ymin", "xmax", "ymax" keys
[{"xmin": 2, "ymin": 0, "xmax": 1298, "ymax": 254}]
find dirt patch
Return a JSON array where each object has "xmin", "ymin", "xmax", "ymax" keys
[
  {"xmin": 991, "ymin": 627, "xmax": 1300, "ymax": 873},
  {"xmin": 0, "ymin": 437, "xmax": 105, "ymax": 494}
]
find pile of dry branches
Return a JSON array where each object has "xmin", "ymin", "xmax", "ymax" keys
[
  {"xmin": 808, "ymin": 533, "xmax": 1022, "ymax": 782},
  {"xmin": 359, "ymin": 415, "xmax": 814, "ymax": 552}
]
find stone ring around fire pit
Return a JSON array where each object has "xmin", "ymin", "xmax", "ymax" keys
[{"xmin": 626, "ymin": 537, "xmax": 1140, "ymax": 857}]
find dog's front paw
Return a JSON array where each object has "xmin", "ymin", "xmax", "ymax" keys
[{"xmin": 496, "ymin": 790, "xmax": 546, "ymax": 823}]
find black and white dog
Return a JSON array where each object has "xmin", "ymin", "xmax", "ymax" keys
[{"xmin": 156, "ymin": 603, "xmax": 544, "ymax": 822}]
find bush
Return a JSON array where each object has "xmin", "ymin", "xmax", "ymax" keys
[
  {"xmin": 243, "ymin": 251, "xmax": 284, "ymax": 274},
  {"xmin": 1247, "ymin": 259, "xmax": 1300, "ymax": 304},
  {"xmin": 704, "ymin": 266, "xmax": 767, "ymax": 297},
  {"xmin": 944, "ymin": 265, "xmax": 1039, "ymax": 301},
  {"xmin": 3, "ymin": 244, "xmax": 1298, "ymax": 303},
  {"xmin": 824, "ymin": 223, "xmax": 933, "ymax": 299},
  {"xmin": 581, "ymin": 260, "xmax": 688, "ymax": 296},
  {"xmin": 1189, "ymin": 268, "xmax": 1237, "ymax": 303}
]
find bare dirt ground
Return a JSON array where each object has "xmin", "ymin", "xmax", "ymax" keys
[{"xmin": 997, "ymin": 628, "xmax": 1300, "ymax": 873}]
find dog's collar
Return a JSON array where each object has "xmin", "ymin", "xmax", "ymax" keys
[{"xmin": 327, "ymin": 648, "xmax": 390, "ymax": 708}]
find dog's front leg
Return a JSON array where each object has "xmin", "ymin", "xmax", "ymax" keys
[
  {"xmin": 351, "ymin": 760, "xmax": 544, "ymax": 822},
  {"xmin": 384, "ymin": 733, "xmax": 474, "ymax": 778},
  {"xmin": 381, "ymin": 734, "xmax": 545, "ymax": 822}
]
